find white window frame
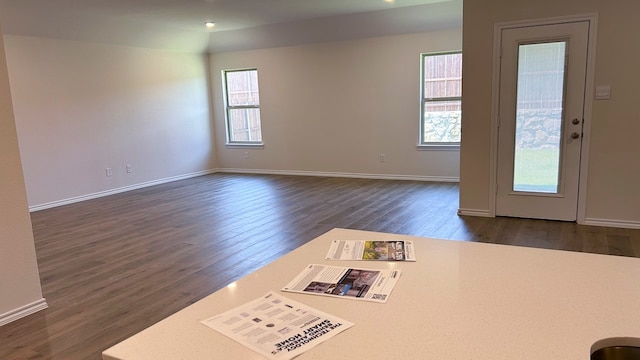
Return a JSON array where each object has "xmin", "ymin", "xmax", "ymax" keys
[
  {"xmin": 418, "ymin": 51, "xmax": 462, "ymax": 150},
  {"xmin": 222, "ymin": 68, "xmax": 264, "ymax": 147}
]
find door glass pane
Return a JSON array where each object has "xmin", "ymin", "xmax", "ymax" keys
[{"xmin": 513, "ymin": 42, "xmax": 566, "ymax": 193}]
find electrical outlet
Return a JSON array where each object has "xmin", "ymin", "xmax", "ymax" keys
[
  {"xmin": 379, "ymin": 153, "xmax": 386, "ymax": 162},
  {"xmin": 243, "ymin": 151, "xmax": 249, "ymax": 159},
  {"xmin": 126, "ymin": 164, "xmax": 132, "ymax": 173},
  {"xmin": 105, "ymin": 167, "xmax": 112, "ymax": 177}
]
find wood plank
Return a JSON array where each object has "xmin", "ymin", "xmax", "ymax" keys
[{"xmin": 1, "ymin": 173, "xmax": 638, "ymax": 359}]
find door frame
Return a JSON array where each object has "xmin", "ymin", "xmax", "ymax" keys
[{"xmin": 488, "ymin": 14, "xmax": 598, "ymax": 223}]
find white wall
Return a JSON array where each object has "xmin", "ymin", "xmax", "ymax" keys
[
  {"xmin": 4, "ymin": 36, "xmax": 215, "ymax": 208},
  {"xmin": 0, "ymin": 26, "xmax": 45, "ymax": 325},
  {"xmin": 209, "ymin": 29, "xmax": 462, "ymax": 180},
  {"xmin": 460, "ymin": 0, "xmax": 640, "ymax": 227}
]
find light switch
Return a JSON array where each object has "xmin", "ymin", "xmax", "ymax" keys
[{"xmin": 595, "ymin": 85, "xmax": 611, "ymax": 100}]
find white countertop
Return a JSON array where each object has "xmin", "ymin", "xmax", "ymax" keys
[{"xmin": 103, "ymin": 228, "xmax": 640, "ymax": 359}]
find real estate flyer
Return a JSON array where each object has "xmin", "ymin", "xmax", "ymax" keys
[
  {"xmin": 325, "ymin": 240, "xmax": 416, "ymax": 261},
  {"xmin": 200, "ymin": 291, "xmax": 354, "ymax": 360},
  {"xmin": 282, "ymin": 264, "xmax": 401, "ymax": 303}
]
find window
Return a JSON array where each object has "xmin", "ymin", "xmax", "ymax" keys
[
  {"xmin": 420, "ymin": 52, "xmax": 462, "ymax": 147},
  {"xmin": 223, "ymin": 69, "xmax": 262, "ymax": 144}
]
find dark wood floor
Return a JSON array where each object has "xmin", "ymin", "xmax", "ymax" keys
[{"xmin": 2, "ymin": 173, "xmax": 639, "ymax": 359}]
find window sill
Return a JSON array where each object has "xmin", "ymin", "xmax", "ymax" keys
[
  {"xmin": 225, "ymin": 143, "xmax": 264, "ymax": 149},
  {"xmin": 417, "ymin": 144, "xmax": 460, "ymax": 151}
]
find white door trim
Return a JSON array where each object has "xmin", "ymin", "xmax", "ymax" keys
[{"xmin": 488, "ymin": 13, "xmax": 598, "ymax": 224}]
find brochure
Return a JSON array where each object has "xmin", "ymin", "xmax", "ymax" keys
[
  {"xmin": 282, "ymin": 264, "xmax": 401, "ymax": 303},
  {"xmin": 325, "ymin": 240, "xmax": 416, "ymax": 261},
  {"xmin": 201, "ymin": 291, "xmax": 354, "ymax": 360}
]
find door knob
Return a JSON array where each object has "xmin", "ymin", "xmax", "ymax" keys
[
  {"xmin": 572, "ymin": 118, "xmax": 581, "ymax": 125},
  {"xmin": 571, "ymin": 132, "xmax": 580, "ymax": 139}
]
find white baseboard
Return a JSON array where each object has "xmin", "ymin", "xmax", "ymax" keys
[
  {"xmin": 217, "ymin": 168, "xmax": 460, "ymax": 183},
  {"xmin": 0, "ymin": 298, "xmax": 48, "ymax": 327},
  {"xmin": 24, "ymin": 168, "xmax": 640, "ymax": 229},
  {"xmin": 583, "ymin": 218, "xmax": 640, "ymax": 229},
  {"xmin": 29, "ymin": 169, "xmax": 218, "ymax": 212},
  {"xmin": 454, "ymin": 210, "xmax": 640, "ymax": 229},
  {"xmin": 30, "ymin": 168, "xmax": 458, "ymax": 212},
  {"xmin": 457, "ymin": 208, "xmax": 492, "ymax": 217},
  {"xmin": 29, "ymin": 168, "xmax": 458, "ymax": 212}
]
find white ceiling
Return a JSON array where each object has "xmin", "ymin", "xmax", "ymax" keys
[{"xmin": 0, "ymin": 0, "xmax": 462, "ymax": 53}]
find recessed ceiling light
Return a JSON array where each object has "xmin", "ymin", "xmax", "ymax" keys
[{"xmin": 205, "ymin": 21, "xmax": 215, "ymax": 29}]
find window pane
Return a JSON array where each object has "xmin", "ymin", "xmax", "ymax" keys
[
  {"xmin": 423, "ymin": 53, "xmax": 462, "ymax": 98},
  {"xmin": 224, "ymin": 68, "xmax": 262, "ymax": 144},
  {"xmin": 226, "ymin": 70, "xmax": 260, "ymax": 106},
  {"xmin": 229, "ymin": 108, "xmax": 262, "ymax": 142},
  {"xmin": 421, "ymin": 52, "xmax": 462, "ymax": 145},
  {"xmin": 513, "ymin": 42, "xmax": 566, "ymax": 193},
  {"xmin": 422, "ymin": 100, "xmax": 461, "ymax": 143}
]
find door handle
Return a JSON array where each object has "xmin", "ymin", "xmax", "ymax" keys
[{"xmin": 571, "ymin": 132, "xmax": 580, "ymax": 139}]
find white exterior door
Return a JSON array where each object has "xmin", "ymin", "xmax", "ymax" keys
[{"xmin": 496, "ymin": 21, "xmax": 589, "ymax": 221}]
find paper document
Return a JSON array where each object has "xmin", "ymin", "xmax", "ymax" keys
[
  {"xmin": 282, "ymin": 264, "xmax": 401, "ymax": 303},
  {"xmin": 326, "ymin": 240, "xmax": 416, "ymax": 261},
  {"xmin": 201, "ymin": 291, "xmax": 354, "ymax": 360}
]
